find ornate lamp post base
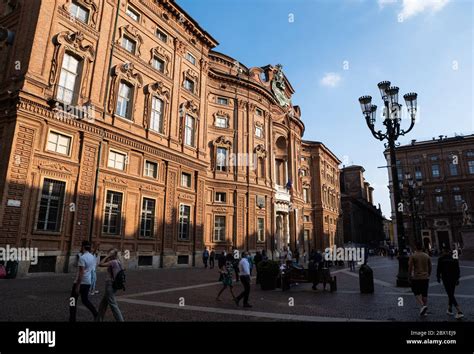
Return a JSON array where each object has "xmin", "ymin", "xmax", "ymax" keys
[{"xmin": 396, "ymin": 254, "xmax": 410, "ymax": 287}]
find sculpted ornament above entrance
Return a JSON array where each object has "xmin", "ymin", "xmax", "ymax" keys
[{"xmin": 271, "ymin": 64, "xmax": 291, "ymax": 108}]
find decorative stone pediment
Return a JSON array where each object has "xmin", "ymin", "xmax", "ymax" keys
[
  {"xmin": 144, "ymin": 81, "xmax": 170, "ymax": 99},
  {"xmin": 104, "ymin": 176, "xmax": 128, "ymax": 185},
  {"xmin": 38, "ymin": 162, "xmax": 73, "ymax": 174},
  {"xmin": 62, "ymin": 0, "xmax": 99, "ymax": 27},
  {"xmin": 112, "ymin": 62, "xmax": 143, "ymax": 87},
  {"xmin": 117, "ymin": 25, "xmax": 143, "ymax": 56},
  {"xmin": 254, "ymin": 144, "xmax": 267, "ymax": 158},
  {"xmin": 214, "ymin": 136, "xmax": 232, "ymax": 148},
  {"xmin": 150, "ymin": 45, "xmax": 171, "ymax": 76},
  {"xmin": 181, "ymin": 100, "xmax": 199, "ymax": 115}
]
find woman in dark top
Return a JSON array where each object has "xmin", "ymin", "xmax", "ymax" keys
[
  {"xmin": 216, "ymin": 255, "xmax": 237, "ymax": 303},
  {"xmin": 437, "ymin": 247, "xmax": 464, "ymax": 319}
]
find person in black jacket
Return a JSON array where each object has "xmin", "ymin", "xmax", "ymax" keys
[{"xmin": 437, "ymin": 247, "xmax": 464, "ymax": 319}]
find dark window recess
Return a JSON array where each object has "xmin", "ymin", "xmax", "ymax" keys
[
  {"xmin": 28, "ymin": 256, "xmax": 57, "ymax": 273},
  {"xmin": 177, "ymin": 255, "xmax": 189, "ymax": 265},
  {"xmin": 138, "ymin": 255, "xmax": 153, "ymax": 266}
]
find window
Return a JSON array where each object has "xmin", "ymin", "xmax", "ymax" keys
[
  {"xmin": 144, "ymin": 161, "xmax": 158, "ymax": 178},
  {"xmin": 36, "ymin": 179, "xmax": 66, "ymax": 232},
  {"xmin": 431, "ymin": 164, "xmax": 440, "ymax": 177},
  {"xmin": 256, "ymin": 108, "xmax": 263, "ymax": 116},
  {"xmin": 152, "ymin": 56, "xmax": 165, "ymax": 73},
  {"xmin": 184, "ymin": 78, "xmax": 195, "ymax": 93},
  {"xmin": 57, "ymin": 53, "xmax": 80, "ymax": 104},
  {"xmin": 185, "ymin": 52, "xmax": 196, "ymax": 65},
  {"xmin": 468, "ymin": 151, "xmax": 474, "ymax": 157},
  {"xmin": 216, "ymin": 97, "xmax": 228, "ymax": 105},
  {"xmin": 140, "ymin": 198, "xmax": 155, "ymax": 238},
  {"xmin": 108, "ymin": 150, "xmax": 126, "ymax": 170},
  {"xmin": 300, "ymin": 169, "xmax": 306, "ymax": 177},
  {"xmin": 70, "ymin": 1, "xmax": 89, "ymax": 23},
  {"xmin": 435, "ymin": 188, "xmax": 442, "ymax": 193},
  {"xmin": 126, "ymin": 6, "xmax": 140, "ymax": 22},
  {"xmin": 303, "ymin": 188, "xmax": 309, "ymax": 203},
  {"xmin": 103, "ymin": 191, "xmax": 123, "ymax": 234},
  {"xmin": 116, "ymin": 81, "xmax": 133, "ymax": 118},
  {"xmin": 454, "ymin": 194, "xmax": 463, "ymax": 208},
  {"xmin": 216, "ymin": 147, "xmax": 227, "ymax": 172},
  {"xmin": 150, "ymin": 97, "xmax": 164, "ymax": 133},
  {"xmin": 430, "ymin": 155, "xmax": 439, "ymax": 161},
  {"xmin": 215, "ymin": 192, "xmax": 226, "ymax": 203},
  {"xmin": 184, "ymin": 114, "xmax": 195, "ymax": 147},
  {"xmin": 214, "ymin": 216, "xmax": 226, "ymax": 242},
  {"xmin": 121, "ymin": 35, "xmax": 136, "ymax": 54},
  {"xmin": 47, "ymin": 131, "xmax": 71, "ymax": 155},
  {"xmin": 257, "ymin": 217, "xmax": 265, "ymax": 242},
  {"xmin": 178, "ymin": 204, "xmax": 191, "ymax": 240},
  {"xmin": 215, "ymin": 116, "xmax": 228, "ymax": 128},
  {"xmin": 304, "ymin": 215, "xmax": 310, "ymax": 222},
  {"xmin": 435, "ymin": 195, "xmax": 443, "ymax": 205},
  {"xmin": 415, "ymin": 166, "xmax": 422, "ymax": 181},
  {"xmin": 156, "ymin": 28, "xmax": 168, "ymax": 43},
  {"xmin": 449, "ymin": 160, "xmax": 458, "ymax": 176},
  {"xmin": 469, "ymin": 161, "xmax": 474, "ymax": 174},
  {"xmin": 255, "ymin": 126, "xmax": 263, "ymax": 138},
  {"xmin": 181, "ymin": 172, "xmax": 192, "ymax": 188}
]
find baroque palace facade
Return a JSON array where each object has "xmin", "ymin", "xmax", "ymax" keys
[{"xmin": 0, "ymin": 0, "xmax": 340, "ymax": 273}]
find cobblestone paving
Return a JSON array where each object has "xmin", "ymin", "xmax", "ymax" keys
[{"xmin": 1, "ymin": 256, "xmax": 473, "ymax": 322}]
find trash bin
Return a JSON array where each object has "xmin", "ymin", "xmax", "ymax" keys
[
  {"xmin": 6, "ymin": 260, "xmax": 19, "ymax": 279},
  {"xmin": 359, "ymin": 264, "xmax": 374, "ymax": 293}
]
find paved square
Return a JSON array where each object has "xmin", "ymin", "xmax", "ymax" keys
[{"xmin": 1, "ymin": 256, "xmax": 473, "ymax": 322}]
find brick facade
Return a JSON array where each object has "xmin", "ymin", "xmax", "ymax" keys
[{"xmin": 0, "ymin": 0, "xmax": 341, "ymax": 273}]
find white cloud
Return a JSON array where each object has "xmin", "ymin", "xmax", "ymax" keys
[
  {"xmin": 399, "ymin": 0, "xmax": 451, "ymax": 19},
  {"xmin": 320, "ymin": 72, "xmax": 342, "ymax": 88}
]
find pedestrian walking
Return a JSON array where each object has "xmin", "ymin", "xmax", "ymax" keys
[
  {"xmin": 202, "ymin": 248, "xmax": 209, "ymax": 268},
  {"xmin": 253, "ymin": 251, "xmax": 263, "ymax": 284},
  {"xmin": 261, "ymin": 249, "xmax": 268, "ymax": 261},
  {"xmin": 295, "ymin": 249, "xmax": 300, "ymax": 264},
  {"xmin": 235, "ymin": 252, "xmax": 252, "ymax": 308},
  {"xmin": 69, "ymin": 241, "xmax": 98, "ymax": 322},
  {"xmin": 209, "ymin": 249, "xmax": 216, "ymax": 269},
  {"xmin": 216, "ymin": 256, "xmax": 237, "ymax": 302},
  {"xmin": 232, "ymin": 250, "xmax": 240, "ymax": 282},
  {"xmin": 437, "ymin": 247, "xmax": 464, "ymax": 319},
  {"xmin": 89, "ymin": 248, "xmax": 100, "ymax": 296},
  {"xmin": 96, "ymin": 249, "xmax": 124, "ymax": 322},
  {"xmin": 408, "ymin": 241, "xmax": 432, "ymax": 317},
  {"xmin": 246, "ymin": 252, "xmax": 253, "ymax": 276}
]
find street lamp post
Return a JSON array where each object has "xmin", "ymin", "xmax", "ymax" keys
[
  {"xmin": 402, "ymin": 172, "xmax": 424, "ymax": 247},
  {"xmin": 358, "ymin": 81, "xmax": 417, "ymax": 287}
]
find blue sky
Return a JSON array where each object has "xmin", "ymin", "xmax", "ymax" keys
[{"xmin": 178, "ymin": 0, "xmax": 473, "ymax": 217}]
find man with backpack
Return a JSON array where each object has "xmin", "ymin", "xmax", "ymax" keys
[
  {"xmin": 97, "ymin": 248, "xmax": 125, "ymax": 321},
  {"xmin": 69, "ymin": 241, "xmax": 98, "ymax": 322}
]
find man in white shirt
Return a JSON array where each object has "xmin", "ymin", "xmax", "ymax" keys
[
  {"xmin": 69, "ymin": 241, "xmax": 98, "ymax": 322},
  {"xmin": 235, "ymin": 252, "xmax": 252, "ymax": 308}
]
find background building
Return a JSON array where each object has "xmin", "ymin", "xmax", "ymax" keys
[
  {"xmin": 340, "ymin": 165, "xmax": 385, "ymax": 247},
  {"xmin": 386, "ymin": 134, "xmax": 474, "ymax": 253},
  {"xmin": 0, "ymin": 0, "xmax": 341, "ymax": 274}
]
